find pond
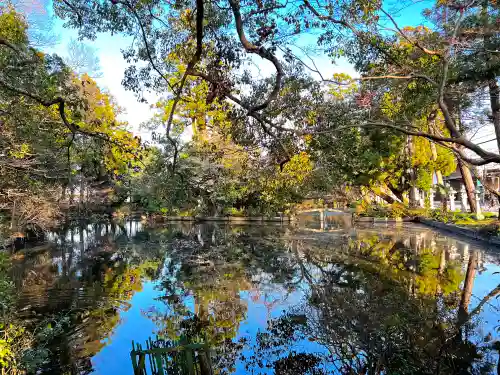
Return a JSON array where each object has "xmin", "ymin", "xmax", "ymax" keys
[{"xmin": 11, "ymin": 215, "xmax": 500, "ymax": 374}]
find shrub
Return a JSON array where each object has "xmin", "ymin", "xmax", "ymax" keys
[
  {"xmin": 430, "ymin": 209, "xmax": 452, "ymax": 223},
  {"xmin": 388, "ymin": 202, "xmax": 406, "ymax": 218},
  {"xmin": 225, "ymin": 207, "xmax": 245, "ymax": 217},
  {"xmin": 407, "ymin": 207, "xmax": 429, "ymax": 217},
  {"xmin": 357, "ymin": 202, "xmax": 410, "ymax": 218}
]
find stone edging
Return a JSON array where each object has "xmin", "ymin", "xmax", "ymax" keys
[
  {"xmin": 416, "ymin": 217, "xmax": 500, "ymax": 247},
  {"xmin": 354, "ymin": 216, "xmax": 413, "ymax": 223},
  {"xmin": 158, "ymin": 216, "xmax": 294, "ymax": 223}
]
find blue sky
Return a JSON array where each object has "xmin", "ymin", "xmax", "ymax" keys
[
  {"xmin": 19, "ymin": 0, "xmax": 498, "ymax": 153},
  {"xmin": 33, "ymin": 0, "xmax": 431, "ymax": 135},
  {"xmin": 47, "ymin": 22, "xmax": 155, "ymax": 139}
]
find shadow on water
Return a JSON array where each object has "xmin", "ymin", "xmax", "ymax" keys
[{"xmin": 10, "ymin": 218, "xmax": 500, "ymax": 374}]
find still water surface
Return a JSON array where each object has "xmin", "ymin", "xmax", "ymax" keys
[{"xmin": 12, "ymin": 215, "xmax": 500, "ymax": 374}]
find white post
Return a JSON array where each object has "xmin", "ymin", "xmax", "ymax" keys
[
  {"xmin": 448, "ymin": 187, "xmax": 456, "ymax": 211},
  {"xmin": 460, "ymin": 185, "xmax": 468, "ymax": 212},
  {"xmin": 418, "ymin": 189, "xmax": 425, "ymax": 208},
  {"xmin": 429, "ymin": 188, "xmax": 435, "ymax": 209},
  {"xmin": 475, "ymin": 191, "xmax": 484, "ymax": 219}
]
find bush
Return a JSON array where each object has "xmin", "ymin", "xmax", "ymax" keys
[
  {"xmin": 357, "ymin": 202, "xmax": 410, "ymax": 218},
  {"xmin": 407, "ymin": 207, "xmax": 429, "ymax": 217},
  {"xmin": 349, "ymin": 200, "xmax": 362, "ymax": 209},
  {"xmin": 224, "ymin": 207, "xmax": 245, "ymax": 217},
  {"xmin": 451, "ymin": 212, "xmax": 475, "ymax": 223},
  {"xmin": 430, "ymin": 209, "xmax": 452, "ymax": 223},
  {"xmin": 388, "ymin": 202, "xmax": 406, "ymax": 218}
]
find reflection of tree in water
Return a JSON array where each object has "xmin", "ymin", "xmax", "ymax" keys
[
  {"xmin": 145, "ymin": 224, "xmax": 300, "ymax": 374},
  {"xmin": 11, "ymin": 222, "xmax": 163, "ymax": 374},
  {"xmin": 242, "ymin": 234, "xmax": 499, "ymax": 375},
  {"xmin": 11, "ymin": 223, "xmax": 500, "ymax": 374},
  {"xmin": 147, "ymin": 229, "xmax": 249, "ymax": 374}
]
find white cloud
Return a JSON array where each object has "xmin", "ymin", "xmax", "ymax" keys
[{"xmin": 96, "ymin": 49, "xmax": 155, "ymax": 140}]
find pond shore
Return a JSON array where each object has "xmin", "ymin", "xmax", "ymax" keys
[
  {"xmin": 354, "ymin": 215, "xmax": 500, "ymax": 248},
  {"xmin": 416, "ymin": 217, "xmax": 500, "ymax": 247},
  {"xmin": 152, "ymin": 215, "xmax": 295, "ymax": 223}
]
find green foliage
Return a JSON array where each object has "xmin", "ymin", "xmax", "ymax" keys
[
  {"xmin": 358, "ymin": 202, "xmax": 410, "ymax": 218},
  {"xmin": 429, "ymin": 208, "xmax": 452, "ymax": 223},
  {"xmin": 0, "ymin": 6, "xmax": 143, "ymax": 229},
  {"xmin": 0, "ymin": 6, "xmax": 28, "ymax": 44},
  {"xmin": 131, "ymin": 114, "xmax": 314, "ymax": 216}
]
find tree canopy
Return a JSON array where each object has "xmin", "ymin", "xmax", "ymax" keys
[{"xmin": 3, "ymin": 0, "xmax": 500, "ymax": 220}]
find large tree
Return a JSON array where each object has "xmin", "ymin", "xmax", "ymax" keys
[
  {"xmin": 52, "ymin": 0, "xmax": 500, "ymax": 169},
  {"xmin": 0, "ymin": 6, "xmax": 141, "ymax": 230}
]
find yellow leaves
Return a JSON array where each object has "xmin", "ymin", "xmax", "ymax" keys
[
  {"xmin": 380, "ymin": 92, "xmax": 402, "ymax": 119},
  {"xmin": 0, "ymin": 6, "xmax": 28, "ymax": 45},
  {"xmin": 8, "ymin": 143, "xmax": 30, "ymax": 159},
  {"xmin": 67, "ymin": 73, "xmax": 142, "ymax": 175},
  {"xmin": 305, "ymin": 111, "xmax": 317, "ymax": 126},
  {"xmin": 275, "ymin": 152, "xmax": 313, "ymax": 187},
  {"xmin": 176, "ymin": 8, "xmax": 197, "ymax": 31},
  {"xmin": 402, "ymin": 26, "xmax": 431, "ymax": 34},
  {"xmin": 329, "ymin": 73, "xmax": 358, "ymax": 99}
]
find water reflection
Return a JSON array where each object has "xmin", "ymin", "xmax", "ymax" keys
[{"xmin": 10, "ymin": 220, "xmax": 500, "ymax": 374}]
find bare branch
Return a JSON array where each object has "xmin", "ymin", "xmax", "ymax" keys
[
  {"xmin": 379, "ymin": 8, "xmax": 441, "ymax": 56},
  {"xmin": 322, "ymin": 122, "xmax": 500, "ymax": 165},
  {"xmin": 228, "ymin": 0, "xmax": 283, "ymax": 114},
  {"xmin": 437, "ymin": 9, "xmax": 466, "ymax": 138}
]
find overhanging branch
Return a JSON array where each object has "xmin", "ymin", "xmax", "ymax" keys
[{"xmin": 228, "ymin": 0, "xmax": 283, "ymax": 114}]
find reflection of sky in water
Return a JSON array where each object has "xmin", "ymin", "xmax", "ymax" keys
[
  {"xmin": 92, "ymin": 278, "xmax": 331, "ymax": 375},
  {"xmin": 90, "ymin": 245, "xmax": 500, "ymax": 374},
  {"xmin": 468, "ymin": 263, "xmax": 500, "ymax": 342},
  {"xmin": 92, "ymin": 282, "xmax": 163, "ymax": 374},
  {"xmin": 15, "ymin": 219, "xmax": 500, "ymax": 374}
]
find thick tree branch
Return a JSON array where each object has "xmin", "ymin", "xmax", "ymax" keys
[
  {"xmin": 326, "ymin": 122, "xmax": 500, "ymax": 165},
  {"xmin": 0, "ymin": 38, "xmax": 20, "ymax": 53},
  {"xmin": 0, "ymin": 78, "xmax": 136, "ymax": 150},
  {"xmin": 437, "ymin": 10, "xmax": 466, "ymax": 138},
  {"xmin": 227, "ymin": 0, "xmax": 283, "ymax": 114}
]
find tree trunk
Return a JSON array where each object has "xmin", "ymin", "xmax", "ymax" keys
[
  {"xmin": 10, "ymin": 200, "xmax": 16, "ymax": 230},
  {"xmin": 80, "ymin": 177, "xmax": 85, "ymax": 204},
  {"xmin": 387, "ymin": 185, "xmax": 405, "ymax": 203},
  {"xmin": 60, "ymin": 183, "xmax": 67, "ymax": 202},
  {"xmin": 488, "ymin": 75, "xmax": 500, "ymax": 217},
  {"xmin": 481, "ymin": 0, "xmax": 500, "ymax": 154},
  {"xmin": 488, "ymin": 78, "xmax": 500, "ymax": 151},
  {"xmin": 371, "ymin": 189, "xmax": 396, "ymax": 204},
  {"xmin": 429, "ymin": 142, "xmax": 444, "ymax": 185},
  {"xmin": 457, "ymin": 158, "xmax": 477, "ymax": 212},
  {"xmin": 407, "ymin": 136, "xmax": 418, "ymax": 208},
  {"xmin": 70, "ymin": 186, "xmax": 75, "ymax": 205},
  {"xmin": 459, "ymin": 250, "xmax": 478, "ymax": 323},
  {"xmin": 427, "ymin": 113, "xmax": 445, "ymax": 186},
  {"xmin": 79, "ymin": 225, "xmax": 85, "ymax": 259}
]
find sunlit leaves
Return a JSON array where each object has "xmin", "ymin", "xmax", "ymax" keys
[{"xmin": 0, "ymin": 6, "xmax": 28, "ymax": 44}]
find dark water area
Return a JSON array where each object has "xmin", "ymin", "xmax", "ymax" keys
[{"xmin": 11, "ymin": 215, "xmax": 500, "ymax": 374}]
